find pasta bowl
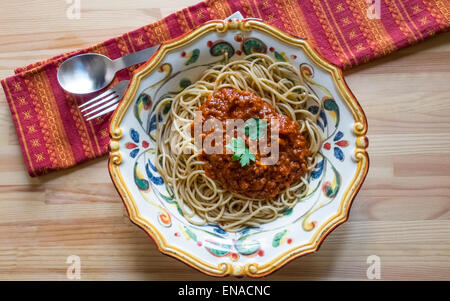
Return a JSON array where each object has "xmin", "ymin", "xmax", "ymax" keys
[{"xmin": 108, "ymin": 19, "xmax": 369, "ymax": 277}]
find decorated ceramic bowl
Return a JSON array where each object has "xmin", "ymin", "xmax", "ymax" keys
[{"xmin": 108, "ymin": 19, "xmax": 369, "ymax": 277}]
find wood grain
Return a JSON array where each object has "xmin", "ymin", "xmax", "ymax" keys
[{"xmin": 0, "ymin": 0, "xmax": 449, "ymax": 280}]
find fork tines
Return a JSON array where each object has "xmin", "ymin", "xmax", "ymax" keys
[
  {"xmin": 79, "ymin": 80, "xmax": 129, "ymax": 121},
  {"xmin": 82, "ymin": 94, "xmax": 119, "ymax": 121}
]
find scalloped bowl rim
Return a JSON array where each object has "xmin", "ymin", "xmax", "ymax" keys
[{"xmin": 108, "ymin": 19, "xmax": 369, "ymax": 277}]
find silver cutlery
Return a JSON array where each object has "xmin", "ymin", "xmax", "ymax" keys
[
  {"xmin": 66, "ymin": 11, "xmax": 244, "ymax": 121},
  {"xmin": 79, "ymin": 80, "xmax": 129, "ymax": 121},
  {"xmin": 57, "ymin": 47, "xmax": 158, "ymax": 94}
]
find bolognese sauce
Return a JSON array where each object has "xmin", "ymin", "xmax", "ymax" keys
[{"xmin": 196, "ymin": 88, "xmax": 311, "ymax": 200}]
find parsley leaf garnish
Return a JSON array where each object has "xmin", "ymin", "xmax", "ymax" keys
[
  {"xmin": 244, "ymin": 118, "xmax": 268, "ymax": 140},
  {"xmin": 226, "ymin": 136, "xmax": 246, "ymax": 156},
  {"xmin": 239, "ymin": 148, "xmax": 256, "ymax": 166},
  {"xmin": 225, "ymin": 137, "xmax": 256, "ymax": 167},
  {"xmin": 225, "ymin": 118, "xmax": 267, "ymax": 167}
]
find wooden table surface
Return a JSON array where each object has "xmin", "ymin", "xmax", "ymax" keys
[{"xmin": 0, "ymin": 0, "xmax": 449, "ymax": 281}]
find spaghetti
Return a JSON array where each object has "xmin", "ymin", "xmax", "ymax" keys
[{"xmin": 154, "ymin": 53, "xmax": 323, "ymax": 232}]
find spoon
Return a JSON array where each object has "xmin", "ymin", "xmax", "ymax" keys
[
  {"xmin": 57, "ymin": 46, "xmax": 158, "ymax": 94},
  {"xmin": 57, "ymin": 11, "xmax": 245, "ymax": 95}
]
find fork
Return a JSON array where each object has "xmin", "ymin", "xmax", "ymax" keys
[
  {"xmin": 79, "ymin": 80, "xmax": 129, "ymax": 121},
  {"xmin": 78, "ymin": 11, "xmax": 245, "ymax": 121}
]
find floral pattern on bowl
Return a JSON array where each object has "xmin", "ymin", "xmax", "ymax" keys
[{"xmin": 108, "ymin": 19, "xmax": 369, "ymax": 277}]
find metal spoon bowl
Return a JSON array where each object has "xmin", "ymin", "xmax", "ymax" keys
[
  {"xmin": 56, "ymin": 12, "xmax": 244, "ymax": 95},
  {"xmin": 57, "ymin": 47, "xmax": 157, "ymax": 94},
  {"xmin": 57, "ymin": 53, "xmax": 116, "ymax": 94}
]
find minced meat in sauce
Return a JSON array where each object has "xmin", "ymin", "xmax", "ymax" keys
[{"xmin": 195, "ymin": 88, "xmax": 310, "ymax": 199}]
